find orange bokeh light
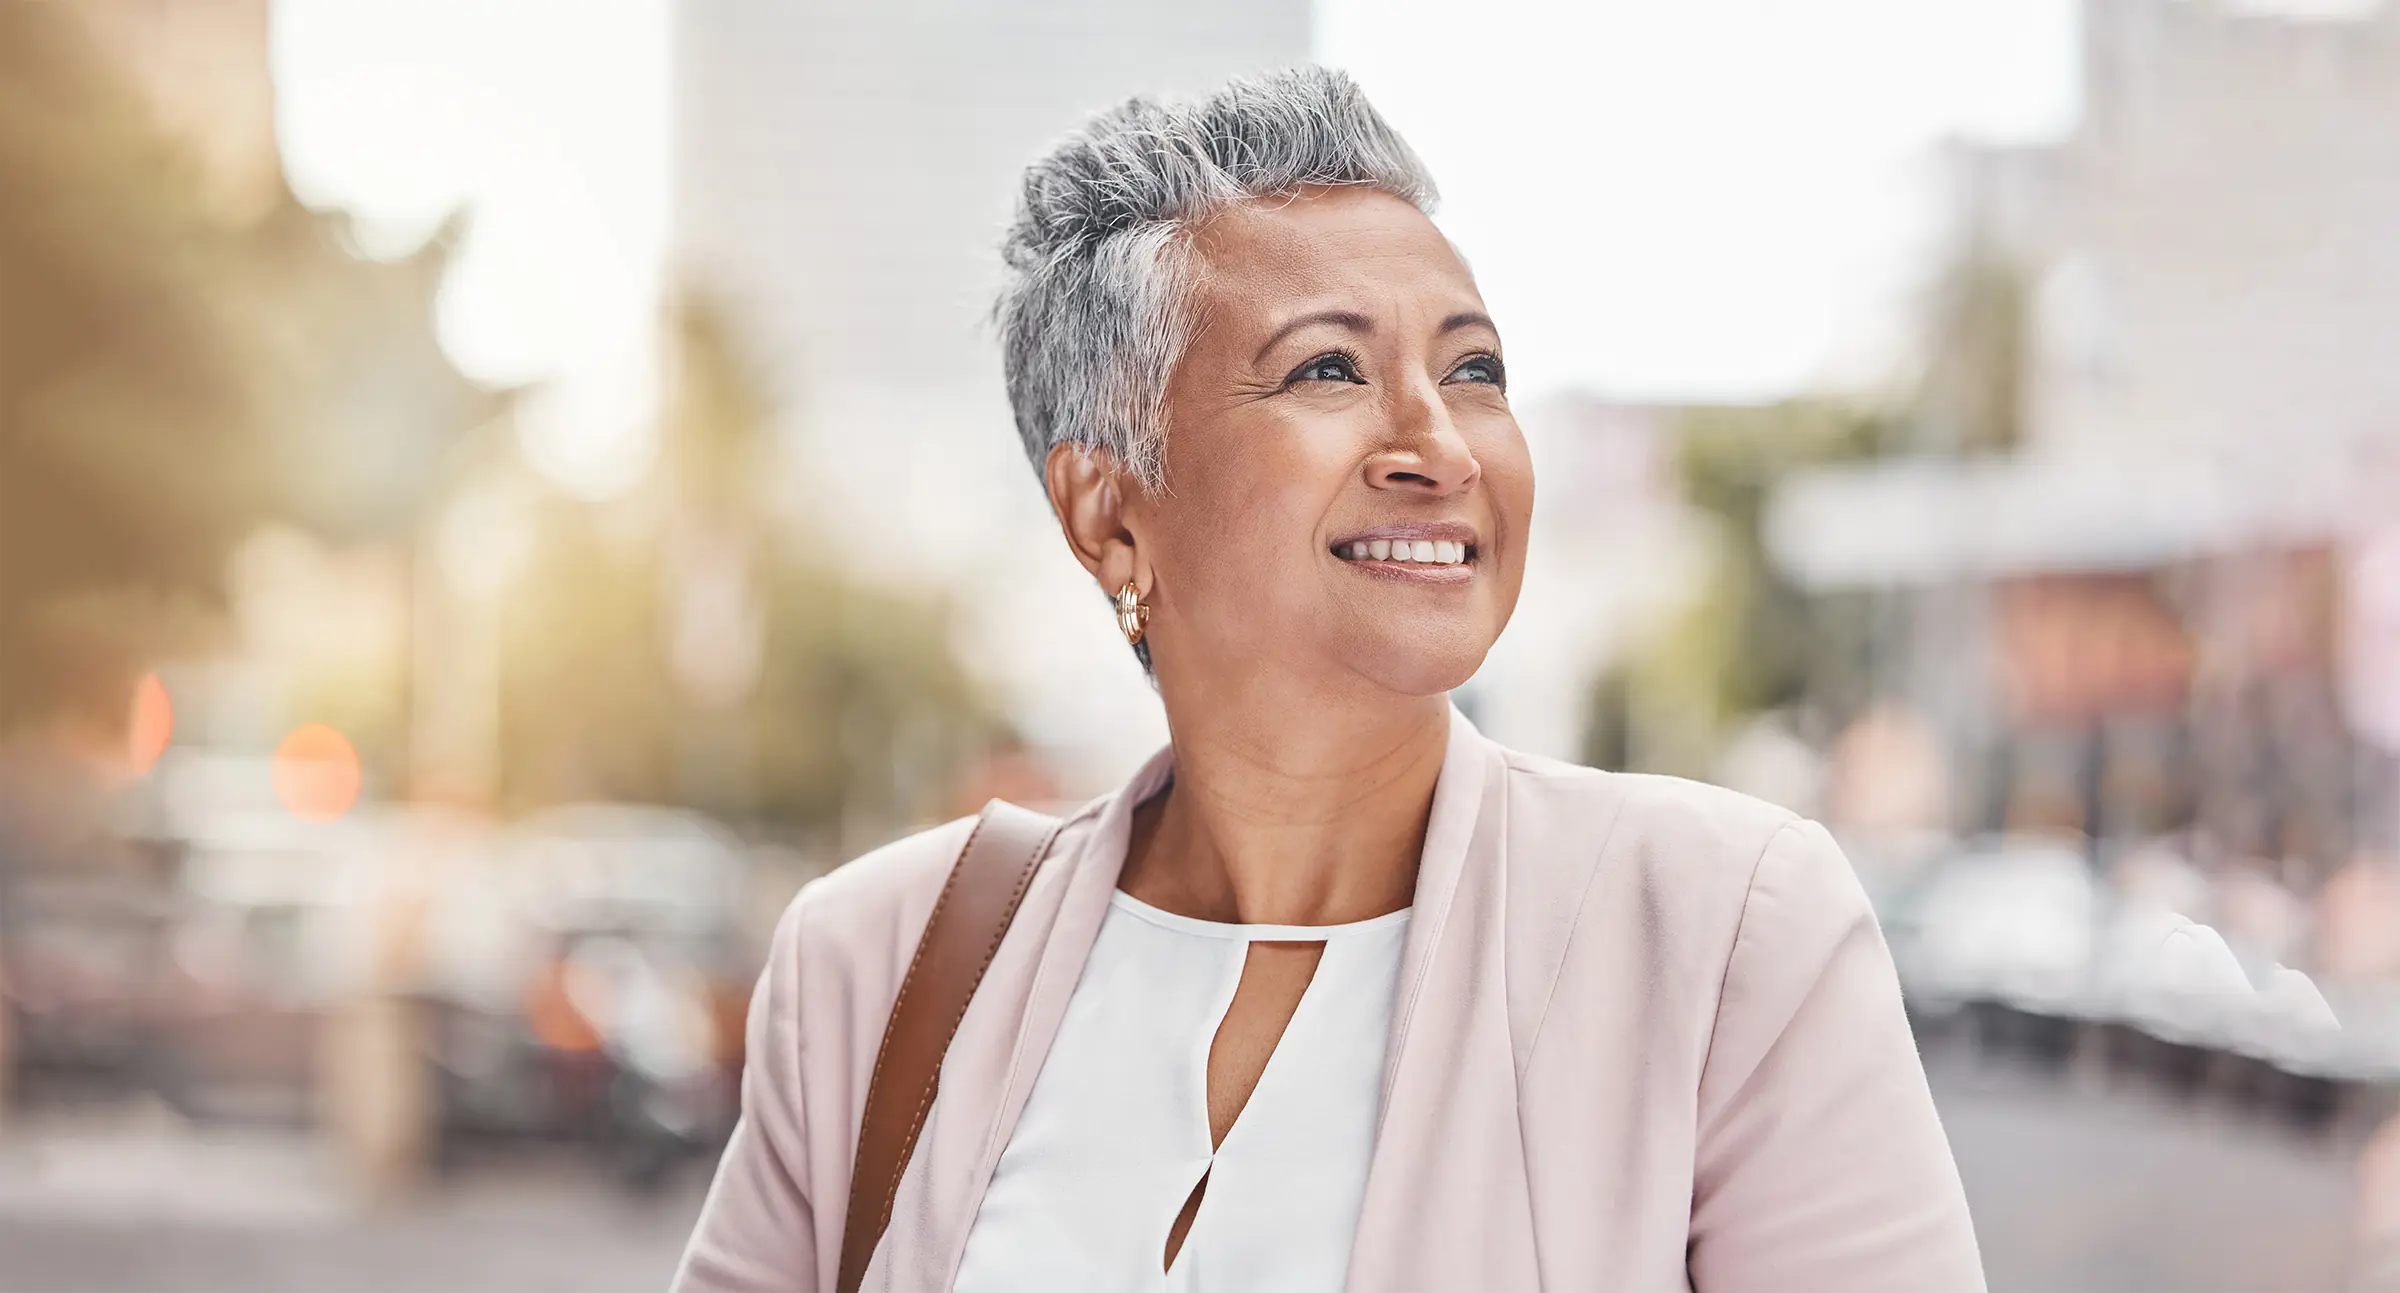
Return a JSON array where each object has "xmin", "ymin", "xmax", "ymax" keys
[
  {"xmin": 127, "ymin": 673, "xmax": 173, "ymax": 775},
  {"xmin": 272, "ymin": 722, "xmax": 363, "ymax": 821}
]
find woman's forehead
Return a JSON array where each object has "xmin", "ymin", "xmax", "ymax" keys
[{"xmin": 1188, "ymin": 188, "xmax": 1480, "ymax": 325}]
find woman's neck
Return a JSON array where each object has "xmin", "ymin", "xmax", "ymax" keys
[{"xmin": 1117, "ymin": 683, "xmax": 1449, "ymax": 927}]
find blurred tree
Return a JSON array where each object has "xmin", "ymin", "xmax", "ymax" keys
[
  {"xmin": 1594, "ymin": 400, "xmax": 1894, "ymax": 778},
  {"xmin": 495, "ymin": 299, "xmax": 1001, "ymax": 846},
  {"xmin": 1914, "ymin": 237, "xmax": 2031, "ymax": 456},
  {"xmin": 0, "ymin": 4, "xmax": 483, "ymax": 741},
  {"xmin": 1585, "ymin": 227, "xmax": 2032, "ymax": 776}
]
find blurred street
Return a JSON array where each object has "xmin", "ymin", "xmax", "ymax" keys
[
  {"xmin": 0, "ymin": 1104, "xmax": 709, "ymax": 1293},
  {"xmin": 0, "ymin": 1042, "xmax": 2367, "ymax": 1293},
  {"xmin": 1931, "ymin": 1048, "xmax": 2359, "ymax": 1293}
]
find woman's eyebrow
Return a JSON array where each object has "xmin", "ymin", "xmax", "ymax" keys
[
  {"xmin": 1252, "ymin": 309, "xmax": 1372, "ymax": 364},
  {"xmin": 1439, "ymin": 311, "xmax": 1497, "ymax": 337}
]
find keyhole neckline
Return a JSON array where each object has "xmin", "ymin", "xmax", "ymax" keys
[{"xmin": 1109, "ymin": 890, "xmax": 1413, "ymax": 942}]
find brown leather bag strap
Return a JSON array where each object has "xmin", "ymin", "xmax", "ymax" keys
[{"xmin": 835, "ymin": 799, "xmax": 1063, "ymax": 1293}]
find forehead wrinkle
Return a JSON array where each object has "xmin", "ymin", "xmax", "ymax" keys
[{"xmin": 1182, "ymin": 191, "xmax": 1488, "ymax": 376}]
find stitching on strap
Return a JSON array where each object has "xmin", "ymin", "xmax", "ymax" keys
[
  {"xmin": 872, "ymin": 814, "xmax": 1054, "ymax": 1228},
  {"xmin": 839, "ymin": 805, "xmax": 1060, "ymax": 1292},
  {"xmin": 855, "ymin": 814, "xmax": 986, "ymax": 1138}
]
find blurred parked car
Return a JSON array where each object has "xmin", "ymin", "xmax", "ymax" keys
[
  {"xmin": 420, "ymin": 804, "xmax": 753, "ymax": 1188},
  {"xmin": 0, "ymin": 871, "xmax": 178, "ymax": 1099},
  {"xmin": 1885, "ymin": 836, "xmax": 2102, "ymax": 1018},
  {"xmin": 151, "ymin": 809, "xmax": 378, "ymax": 1122}
]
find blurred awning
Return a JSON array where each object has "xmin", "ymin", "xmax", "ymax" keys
[{"xmin": 1765, "ymin": 446, "xmax": 2393, "ymax": 590}]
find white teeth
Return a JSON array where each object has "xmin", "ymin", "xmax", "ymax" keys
[{"xmin": 1341, "ymin": 537, "xmax": 1471, "ymax": 564}]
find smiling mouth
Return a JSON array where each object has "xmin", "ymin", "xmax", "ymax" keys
[{"xmin": 1332, "ymin": 538, "xmax": 1475, "ymax": 568}]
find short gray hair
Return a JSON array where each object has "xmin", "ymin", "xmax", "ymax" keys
[{"xmin": 997, "ymin": 66, "xmax": 1437, "ymax": 489}]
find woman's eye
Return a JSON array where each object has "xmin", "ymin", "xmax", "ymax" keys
[
  {"xmin": 1447, "ymin": 355, "xmax": 1505, "ymax": 387},
  {"xmin": 1291, "ymin": 353, "xmax": 1362, "ymax": 385}
]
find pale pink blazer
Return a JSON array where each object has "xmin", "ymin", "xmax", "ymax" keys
[{"xmin": 673, "ymin": 710, "xmax": 1984, "ymax": 1292}]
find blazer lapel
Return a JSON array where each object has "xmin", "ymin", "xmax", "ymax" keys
[{"xmin": 1347, "ymin": 706, "xmax": 1541, "ymax": 1291}]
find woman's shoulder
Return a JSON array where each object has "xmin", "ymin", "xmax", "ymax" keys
[
  {"xmin": 1490, "ymin": 743, "xmax": 1873, "ymax": 955},
  {"xmin": 1496, "ymin": 745, "xmax": 1804, "ymax": 891},
  {"xmin": 1490, "ymin": 746, "xmax": 1885, "ymax": 1070},
  {"xmin": 771, "ymin": 815, "xmax": 982, "ymax": 984}
]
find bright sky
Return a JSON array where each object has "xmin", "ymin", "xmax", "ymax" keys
[
  {"xmin": 271, "ymin": 0, "xmax": 2080, "ymax": 498},
  {"xmin": 271, "ymin": 0, "xmax": 671, "ymax": 499},
  {"xmin": 1320, "ymin": 0, "xmax": 2084, "ymax": 401}
]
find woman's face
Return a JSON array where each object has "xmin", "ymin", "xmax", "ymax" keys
[{"xmin": 1102, "ymin": 186, "xmax": 1533, "ymax": 699}]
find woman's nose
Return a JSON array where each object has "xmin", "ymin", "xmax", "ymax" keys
[{"xmin": 1365, "ymin": 384, "xmax": 1481, "ymax": 496}]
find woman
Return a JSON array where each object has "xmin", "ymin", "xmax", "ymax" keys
[{"xmin": 674, "ymin": 67, "xmax": 1982, "ymax": 1292}]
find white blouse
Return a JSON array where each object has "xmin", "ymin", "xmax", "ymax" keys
[{"xmin": 952, "ymin": 891, "xmax": 1411, "ymax": 1293}]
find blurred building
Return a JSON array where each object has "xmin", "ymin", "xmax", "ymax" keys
[
  {"xmin": 2001, "ymin": 0, "xmax": 2400, "ymax": 469},
  {"xmin": 671, "ymin": 0, "xmax": 1310, "ymax": 788},
  {"xmin": 1771, "ymin": 0, "xmax": 2400, "ymax": 875}
]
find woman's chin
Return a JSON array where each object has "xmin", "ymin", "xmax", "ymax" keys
[{"xmin": 1338, "ymin": 633, "xmax": 1493, "ymax": 699}]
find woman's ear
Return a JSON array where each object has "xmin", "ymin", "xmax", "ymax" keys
[{"xmin": 1045, "ymin": 442, "xmax": 1146, "ymax": 594}]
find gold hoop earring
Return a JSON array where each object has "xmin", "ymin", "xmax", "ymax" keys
[{"xmin": 1115, "ymin": 581, "xmax": 1150, "ymax": 646}]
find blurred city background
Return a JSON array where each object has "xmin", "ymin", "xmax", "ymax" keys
[{"xmin": 1, "ymin": 0, "xmax": 2397, "ymax": 1289}]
